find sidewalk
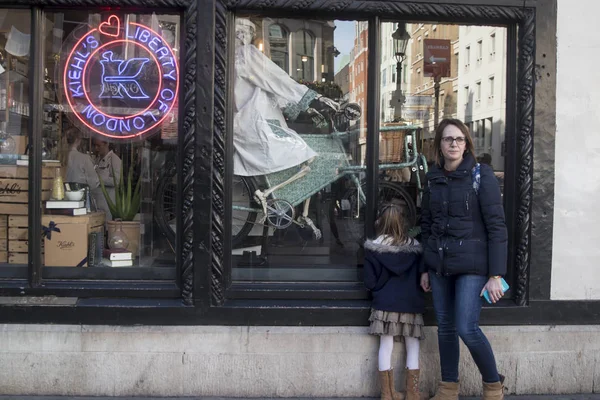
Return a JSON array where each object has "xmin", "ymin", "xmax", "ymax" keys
[{"xmin": 2, "ymin": 396, "xmax": 600, "ymax": 400}]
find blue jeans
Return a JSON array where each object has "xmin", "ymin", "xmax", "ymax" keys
[{"xmin": 429, "ymin": 273, "xmax": 500, "ymax": 383}]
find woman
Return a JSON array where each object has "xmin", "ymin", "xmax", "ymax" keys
[
  {"xmin": 419, "ymin": 119, "xmax": 507, "ymax": 400},
  {"xmin": 59, "ymin": 128, "xmax": 111, "ymax": 219}
]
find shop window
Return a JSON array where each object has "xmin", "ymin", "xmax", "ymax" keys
[
  {"xmin": 38, "ymin": 11, "xmax": 180, "ymax": 279},
  {"xmin": 268, "ymin": 24, "xmax": 289, "ymax": 73},
  {"xmin": 231, "ymin": 17, "xmax": 368, "ymax": 283},
  {"xmin": 293, "ymin": 29, "xmax": 315, "ymax": 81}
]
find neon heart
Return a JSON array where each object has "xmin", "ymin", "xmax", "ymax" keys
[{"xmin": 99, "ymin": 15, "xmax": 120, "ymax": 38}]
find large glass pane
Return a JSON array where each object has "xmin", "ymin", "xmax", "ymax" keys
[
  {"xmin": 41, "ymin": 11, "xmax": 180, "ymax": 279},
  {"xmin": 0, "ymin": 10, "xmax": 31, "ymax": 276},
  {"xmin": 231, "ymin": 17, "xmax": 368, "ymax": 283},
  {"xmin": 379, "ymin": 21, "xmax": 507, "ymax": 228}
]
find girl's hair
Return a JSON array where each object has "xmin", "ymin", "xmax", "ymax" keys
[
  {"xmin": 58, "ymin": 127, "xmax": 83, "ymax": 169},
  {"xmin": 433, "ymin": 118, "xmax": 476, "ymax": 167},
  {"xmin": 374, "ymin": 203, "xmax": 407, "ymax": 245}
]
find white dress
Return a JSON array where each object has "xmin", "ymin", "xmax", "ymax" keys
[{"xmin": 233, "ymin": 44, "xmax": 318, "ymax": 177}]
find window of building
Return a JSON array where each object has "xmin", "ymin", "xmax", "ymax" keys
[
  {"xmin": 465, "ymin": 46, "xmax": 471, "ymax": 71},
  {"xmin": 477, "ymin": 40, "xmax": 483, "ymax": 64},
  {"xmin": 37, "ymin": 11, "xmax": 181, "ymax": 280},
  {"xmin": 269, "ymin": 24, "xmax": 289, "ymax": 73},
  {"xmin": 464, "ymin": 86, "xmax": 470, "ymax": 105},
  {"xmin": 490, "ymin": 32, "xmax": 497, "ymax": 60},
  {"xmin": 382, "ymin": 68, "xmax": 387, "ymax": 86},
  {"xmin": 475, "ymin": 81, "xmax": 482, "ymax": 105},
  {"xmin": 293, "ymin": 29, "xmax": 315, "ymax": 80},
  {"xmin": 489, "ymin": 76, "xmax": 495, "ymax": 101}
]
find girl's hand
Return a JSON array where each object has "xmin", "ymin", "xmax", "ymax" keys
[
  {"xmin": 480, "ymin": 277, "xmax": 504, "ymax": 303},
  {"xmin": 420, "ymin": 273, "xmax": 431, "ymax": 292}
]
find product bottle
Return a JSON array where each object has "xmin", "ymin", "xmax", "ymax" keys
[{"xmin": 51, "ymin": 167, "xmax": 64, "ymax": 201}]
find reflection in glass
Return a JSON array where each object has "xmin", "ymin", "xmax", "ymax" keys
[
  {"xmin": 268, "ymin": 24, "xmax": 289, "ymax": 72},
  {"xmin": 232, "ymin": 17, "xmax": 367, "ymax": 283},
  {"xmin": 380, "ymin": 21, "xmax": 507, "ymax": 220},
  {"xmin": 293, "ymin": 30, "xmax": 315, "ymax": 81}
]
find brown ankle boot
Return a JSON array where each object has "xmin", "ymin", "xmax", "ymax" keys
[
  {"xmin": 379, "ymin": 369, "xmax": 405, "ymax": 400},
  {"xmin": 482, "ymin": 380, "xmax": 504, "ymax": 400},
  {"xmin": 405, "ymin": 369, "xmax": 425, "ymax": 400},
  {"xmin": 430, "ymin": 381, "xmax": 459, "ymax": 400}
]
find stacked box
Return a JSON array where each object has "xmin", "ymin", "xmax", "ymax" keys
[
  {"xmin": 42, "ymin": 212, "xmax": 105, "ymax": 267},
  {"xmin": 0, "ymin": 165, "xmax": 54, "ymax": 215},
  {"xmin": 7, "ymin": 215, "xmax": 43, "ymax": 264}
]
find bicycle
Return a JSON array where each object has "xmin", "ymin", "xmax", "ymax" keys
[{"xmin": 154, "ymin": 103, "xmax": 428, "ymax": 251}]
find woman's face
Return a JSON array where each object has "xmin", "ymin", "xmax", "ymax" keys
[{"xmin": 440, "ymin": 124, "xmax": 466, "ymax": 164}]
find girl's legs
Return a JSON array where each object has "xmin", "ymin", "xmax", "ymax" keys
[
  {"xmin": 378, "ymin": 334, "xmax": 395, "ymax": 371},
  {"xmin": 404, "ymin": 336, "xmax": 420, "ymax": 369}
]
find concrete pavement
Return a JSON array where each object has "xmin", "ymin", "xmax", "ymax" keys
[{"xmin": 2, "ymin": 396, "xmax": 600, "ymax": 400}]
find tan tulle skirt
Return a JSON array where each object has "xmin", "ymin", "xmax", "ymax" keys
[{"xmin": 368, "ymin": 308, "xmax": 425, "ymax": 341}]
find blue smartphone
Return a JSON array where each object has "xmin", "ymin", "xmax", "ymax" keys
[{"xmin": 482, "ymin": 278, "xmax": 510, "ymax": 303}]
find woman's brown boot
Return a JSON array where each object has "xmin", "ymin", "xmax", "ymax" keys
[
  {"xmin": 430, "ymin": 381, "xmax": 459, "ymax": 400},
  {"xmin": 405, "ymin": 369, "xmax": 425, "ymax": 400},
  {"xmin": 379, "ymin": 369, "xmax": 405, "ymax": 400},
  {"xmin": 482, "ymin": 373, "xmax": 505, "ymax": 400}
]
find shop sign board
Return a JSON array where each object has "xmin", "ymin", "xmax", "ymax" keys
[
  {"xmin": 423, "ymin": 39, "xmax": 451, "ymax": 78},
  {"xmin": 62, "ymin": 15, "xmax": 179, "ymax": 140},
  {"xmin": 404, "ymin": 95, "xmax": 433, "ymax": 107}
]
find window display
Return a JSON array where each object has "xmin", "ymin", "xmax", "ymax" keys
[
  {"xmin": 231, "ymin": 16, "xmax": 367, "ymax": 283},
  {"xmin": 37, "ymin": 11, "xmax": 180, "ymax": 278}
]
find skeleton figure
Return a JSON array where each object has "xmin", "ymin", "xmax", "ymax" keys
[
  {"xmin": 233, "ymin": 18, "xmax": 337, "ymax": 177},
  {"xmin": 234, "ymin": 18, "xmax": 339, "ymax": 239}
]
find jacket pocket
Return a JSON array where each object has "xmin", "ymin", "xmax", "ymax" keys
[{"xmin": 443, "ymin": 239, "xmax": 486, "ymax": 275}]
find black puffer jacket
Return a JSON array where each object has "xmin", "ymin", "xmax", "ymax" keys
[{"xmin": 420, "ymin": 154, "xmax": 507, "ymax": 277}]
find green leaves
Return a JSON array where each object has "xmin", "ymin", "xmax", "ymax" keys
[{"xmin": 97, "ymin": 162, "xmax": 141, "ymax": 221}]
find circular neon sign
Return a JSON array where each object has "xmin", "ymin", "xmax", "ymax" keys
[{"xmin": 62, "ymin": 15, "xmax": 179, "ymax": 140}]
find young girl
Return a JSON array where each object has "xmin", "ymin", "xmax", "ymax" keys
[{"xmin": 364, "ymin": 203, "xmax": 425, "ymax": 400}]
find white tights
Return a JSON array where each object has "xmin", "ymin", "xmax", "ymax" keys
[{"xmin": 378, "ymin": 335, "xmax": 420, "ymax": 371}]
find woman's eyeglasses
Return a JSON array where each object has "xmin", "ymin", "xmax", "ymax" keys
[{"xmin": 441, "ymin": 136, "xmax": 466, "ymax": 145}]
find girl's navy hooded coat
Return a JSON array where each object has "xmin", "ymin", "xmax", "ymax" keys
[{"xmin": 363, "ymin": 237, "xmax": 424, "ymax": 314}]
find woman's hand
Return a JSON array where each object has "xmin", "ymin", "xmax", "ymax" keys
[
  {"xmin": 480, "ymin": 277, "xmax": 504, "ymax": 303},
  {"xmin": 420, "ymin": 273, "xmax": 431, "ymax": 292}
]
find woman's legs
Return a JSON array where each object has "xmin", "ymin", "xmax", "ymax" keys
[
  {"xmin": 378, "ymin": 334, "xmax": 395, "ymax": 371},
  {"xmin": 454, "ymin": 274, "xmax": 500, "ymax": 383},
  {"xmin": 429, "ymin": 272, "xmax": 460, "ymax": 382}
]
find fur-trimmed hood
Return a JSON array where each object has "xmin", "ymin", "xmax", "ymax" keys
[{"xmin": 364, "ymin": 237, "xmax": 422, "ymax": 254}]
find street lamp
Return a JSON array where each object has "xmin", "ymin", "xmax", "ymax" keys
[{"xmin": 390, "ymin": 23, "xmax": 411, "ymax": 121}]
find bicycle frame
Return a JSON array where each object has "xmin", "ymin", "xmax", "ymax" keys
[{"xmin": 232, "ymin": 125, "xmax": 428, "ymax": 217}]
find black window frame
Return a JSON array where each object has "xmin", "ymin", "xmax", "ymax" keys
[{"xmin": 0, "ymin": 0, "xmax": 571, "ymax": 327}]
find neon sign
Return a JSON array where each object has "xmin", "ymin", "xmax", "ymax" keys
[{"xmin": 62, "ymin": 15, "xmax": 179, "ymax": 140}]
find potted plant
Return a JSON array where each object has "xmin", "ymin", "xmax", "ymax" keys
[{"xmin": 98, "ymin": 162, "xmax": 142, "ymax": 258}]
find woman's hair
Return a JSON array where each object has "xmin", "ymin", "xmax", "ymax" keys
[
  {"xmin": 433, "ymin": 118, "xmax": 476, "ymax": 167},
  {"xmin": 374, "ymin": 203, "xmax": 408, "ymax": 246},
  {"xmin": 58, "ymin": 127, "xmax": 83, "ymax": 169}
]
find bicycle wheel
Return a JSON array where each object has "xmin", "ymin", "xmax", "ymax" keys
[
  {"xmin": 232, "ymin": 175, "xmax": 259, "ymax": 248},
  {"xmin": 154, "ymin": 161, "xmax": 177, "ymax": 249},
  {"xmin": 339, "ymin": 181, "xmax": 417, "ymax": 243}
]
